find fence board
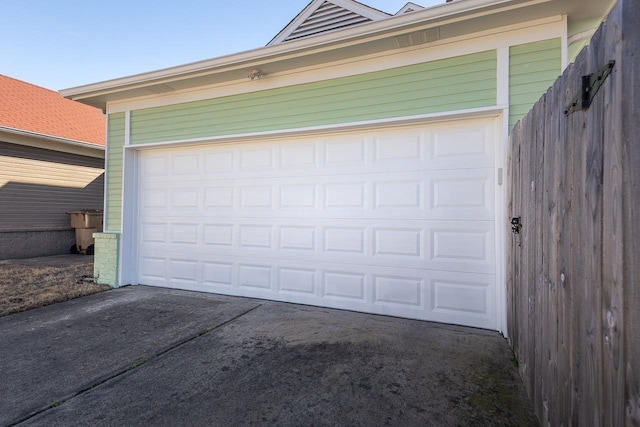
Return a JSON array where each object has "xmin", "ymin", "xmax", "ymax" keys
[
  {"xmin": 506, "ymin": 113, "xmax": 522, "ymax": 354},
  {"xmin": 554, "ymin": 70, "xmax": 572, "ymax": 427},
  {"xmin": 532, "ymin": 97, "xmax": 546, "ymax": 420},
  {"xmin": 584, "ymin": 21, "xmax": 605, "ymax": 426},
  {"xmin": 568, "ymin": 48, "xmax": 589, "ymax": 425},
  {"xmin": 507, "ymin": 0, "xmax": 637, "ymax": 424},
  {"xmin": 621, "ymin": 1, "xmax": 640, "ymax": 424},
  {"xmin": 602, "ymin": 4, "xmax": 625, "ymax": 426},
  {"xmin": 524, "ymin": 99, "xmax": 537, "ymax": 398},
  {"xmin": 542, "ymin": 72, "xmax": 560, "ymax": 426}
]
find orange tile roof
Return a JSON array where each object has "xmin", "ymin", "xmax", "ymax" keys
[{"xmin": 0, "ymin": 74, "xmax": 105, "ymax": 146}]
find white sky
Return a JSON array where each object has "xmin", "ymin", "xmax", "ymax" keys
[{"xmin": 1, "ymin": 0, "xmax": 444, "ymax": 91}]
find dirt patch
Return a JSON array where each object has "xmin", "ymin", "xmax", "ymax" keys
[{"xmin": 0, "ymin": 263, "xmax": 110, "ymax": 317}]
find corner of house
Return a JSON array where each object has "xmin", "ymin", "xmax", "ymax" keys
[{"xmin": 92, "ymin": 232, "xmax": 120, "ymax": 287}]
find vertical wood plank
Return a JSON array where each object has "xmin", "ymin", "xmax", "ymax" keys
[
  {"xmin": 557, "ymin": 68, "xmax": 574, "ymax": 427},
  {"xmin": 621, "ymin": 0, "xmax": 640, "ymax": 424},
  {"xmin": 568, "ymin": 48, "xmax": 588, "ymax": 426},
  {"xmin": 532, "ymin": 95, "xmax": 546, "ymax": 423},
  {"xmin": 601, "ymin": 3, "xmax": 625, "ymax": 425},
  {"xmin": 542, "ymin": 75, "xmax": 561, "ymax": 426},
  {"xmin": 523, "ymin": 102, "xmax": 536, "ymax": 401},
  {"xmin": 584, "ymin": 22, "xmax": 605, "ymax": 426},
  {"xmin": 507, "ymin": 120, "xmax": 522, "ymax": 348}
]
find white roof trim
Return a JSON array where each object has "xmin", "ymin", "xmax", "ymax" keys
[
  {"xmin": 396, "ymin": 3, "xmax": 426, "ymax": 15},
  {"xmin": 268, "ymin": 0, "xmax": 390, "ymax": 46},
  {"xmin": 62, "ymin": 0, "xmax": 564, "ymax": 106},
  {"xmin": 0, "ymin": 125, "xmax": 105, "ymax": 153}
]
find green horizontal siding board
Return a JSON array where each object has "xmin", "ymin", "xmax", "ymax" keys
[
  {"xmin": 509, "ymin": 38, "xmax": 560, "ymax": 55},
  {"xmin": 131, "ymin": 51, "xmax": 497, "ymax": 144},
  {"xmin": 137, "ymin": 67, "xmax": 497, "ymax": 127},
  {"xmin": 135, "ymin": 78, "xmax": 496, "ymax": 140},
  {"xmin": 135, "ymin": 91, "xmax": 495, "ymax": 141},
  {"xmin": 510, "ymin": 61, "xmax": 561, "ymax": 76},
  {"xmin": 510, "ymin": 80, "xmax": 557, "ymax": 97},
  {"xmin": 509, "ymin": 49, "xmax": 562, "ymax": 65},
  {"xmin": 509, "ymin": 38, "xmax": 561, "ymax": 130},
  {"xmin": 510, "ymin": 70, "xmax": 562, "ymax": 86},
  {"xmin": 106, "ymin": 113, "xmax": 125, "ymax": 232}
]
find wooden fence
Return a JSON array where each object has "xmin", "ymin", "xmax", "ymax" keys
[{"xmin": 507, "ymin": 0, "xmax": 639, "ymax": 425}]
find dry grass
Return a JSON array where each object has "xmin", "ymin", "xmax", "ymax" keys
[{"xmin": 0, "ymin": 263, "xmax": 111, "ymax": 317}]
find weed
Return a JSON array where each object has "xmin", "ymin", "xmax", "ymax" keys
[{"xmin": 128, "ymin": 358, "xmax": 148, "ymax": 370}]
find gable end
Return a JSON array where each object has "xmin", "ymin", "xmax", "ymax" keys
[
  {"xmin": 268, "ymin": 0, "xmax": 390, "ymax": 46},
  {"xmin": 397, "ymin": 2, "xmax": 426, "ymax": 15}
]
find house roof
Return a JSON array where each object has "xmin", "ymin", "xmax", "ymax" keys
[
  {"xmin": 0, "ymin": 74, "xmax": 105, "ymax": 146},
  {"xmin": 61, "ymin": 0, "xmax": 616, "ymax": 110},
  {"xmin": 396, "ymin": 3, "xmax": 426, "ymax": 15},
  {"xmin": 267, "ymin": 0, "xmax": 391, "ymax": 46}
]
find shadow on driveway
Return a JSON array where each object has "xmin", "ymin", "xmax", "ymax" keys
[{"xmin": 1, "ymin": 286, "xmax": 538, "ymax": 426}]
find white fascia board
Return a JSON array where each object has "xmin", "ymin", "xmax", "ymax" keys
[
  {"xmin": 0, "ymin": 126, "xmax": 105, "ymax": 158},
  {"xmin": 60, "ymin": 0, "xmax": 542, "ymax": 102}
]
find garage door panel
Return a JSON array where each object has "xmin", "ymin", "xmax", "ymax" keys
[
  {"xmin": 137, "ymin": 119, "xmax": 499, "ymax": 329},
  {"xmin": 144, "ymin": 122, "xmax": 494, "ymax": 182},
  {"xmin": 171, "ymin": 153, "xmax": 200, "ymax": 176},
  {"xmin": 138, "ymin": 218, "xmax": 494, "ymax": 274},
  {"xmin": 430, "ymin": 120, "xmax": 495, "ymax": 170},
  {"xmin": 141, "ymin": 154, "xmax": 170, "ymax": 176},
  {"xmin": 429, "ymin": 272, "xmax": 496, "ymax": 329},
  {"xmin": 141, "ymin": 169, "xmax": 494, "ymax": 221},
  {"xmin": 139, "ymin": 256, "xmax": 167, "ymax": 282},
  {"xmin": 136, "ymin": 252, "xmax": 496, "ymax": 329},
  {"xmin": 203, "ymin": 261, "xmax": 234, "ymax": 287}
]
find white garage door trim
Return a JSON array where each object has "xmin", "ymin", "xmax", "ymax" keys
[{"xmin": 126, "ymin": 116, "xmax": 506, "ymax": 331}]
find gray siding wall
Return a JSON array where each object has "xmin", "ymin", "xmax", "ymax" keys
[
  {"xmin": 0, "ymin": 141, "xmax": 104, "ymax": 259},
  {"xmin": 0, "ymin": 229, "xmax": 76, "ymax": 260}
]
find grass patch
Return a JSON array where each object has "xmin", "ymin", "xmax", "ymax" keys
[
  {"xmin": 0, "ymin": 263, "xmax": 111, "ymax": 317},
  {"xmin": 128, "ymin": 358, "xmax": 148, "ymax": 370}
]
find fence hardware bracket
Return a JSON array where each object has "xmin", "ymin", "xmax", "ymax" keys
[
  {"xmin": 511, "ymin": 217, "xmax": 522, "ymax": 234},
  {"xmin": 565, "ymin": 60, "xmax": 615, "ymax": 115}
]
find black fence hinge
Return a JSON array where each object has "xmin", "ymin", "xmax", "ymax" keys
[{"xmin": 565, "ymin": 60, "xmax": 615, "ymax": 115}]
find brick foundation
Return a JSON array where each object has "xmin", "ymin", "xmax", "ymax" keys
[{"xmin": 93, "ymin": 232, "xmax": 120, "ymax": 287}]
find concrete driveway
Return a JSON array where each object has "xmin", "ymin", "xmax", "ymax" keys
[{"xmin": 1, "ymin": 286, "xmax": 537, "ymax": 426}]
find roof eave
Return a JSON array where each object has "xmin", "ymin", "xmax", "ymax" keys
[
  {"xmin": 61, "ymin": 0, "xmax": 613, "ymax": 109},
  {"xmin": 60, "ymin": 0, "xmax": 522, "ymax": 108},
  {"xmin": 0, "ymin": 125, "xmax": 105, "ymax": 157}
]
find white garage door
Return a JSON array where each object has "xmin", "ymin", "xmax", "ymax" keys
[{"xmin": 136, "ymin": 118, "xmax": 499, "ymax": 329}]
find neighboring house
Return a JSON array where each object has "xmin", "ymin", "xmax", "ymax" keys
[
  {"xmin": 0, "ymin": 75, "xmax": 105, "ymax": 260},
  {"xmin": 62, "ymin": 0, "xmax": 613, "ymax": 333}
]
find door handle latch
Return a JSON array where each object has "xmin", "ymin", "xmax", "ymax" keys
[{"xmin": 511, "ymin": 217, "xmax": 522, "ymax": 234}]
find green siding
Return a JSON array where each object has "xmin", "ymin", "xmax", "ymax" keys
[
  {"xmin": 131, "ymin": 51, "xmax": 497, "ymax": 144},
  {"xmin": 106, "ymin": 113, "xmax": 125, "ymax": 232},
  {"xmin": 509, "ymin": 38, "xmax": 561, "ymax": 130}
]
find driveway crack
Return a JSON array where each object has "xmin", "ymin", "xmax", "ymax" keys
[{"xmin": 10, "ymin": 303, "xmax": 263, "ymax": 426}]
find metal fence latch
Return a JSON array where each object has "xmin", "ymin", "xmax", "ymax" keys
[
  {"xmin": 511, "ymin": 217, "xmax": 522, "ymax": 234},
  {"xmin": 565, "ymin": 60, "xmax": 615, "ymax": 115}
]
